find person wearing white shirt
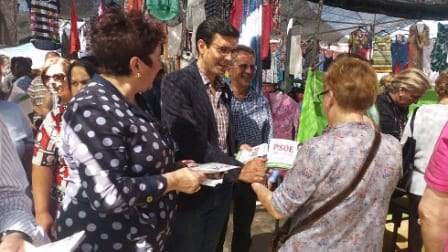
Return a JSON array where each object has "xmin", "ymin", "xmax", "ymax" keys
[{"xmin": 400, "ymin": 69, "xmax": 448, "ymax": 252}]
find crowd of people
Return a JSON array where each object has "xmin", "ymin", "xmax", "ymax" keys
[{"xmin": 1, "ymin": 6, "xmax": 448, "ymax": 252}]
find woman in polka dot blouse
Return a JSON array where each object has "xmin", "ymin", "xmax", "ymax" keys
[{"xmin": 54, "ymin": 8, "xmax": 205, "ymax": 252}]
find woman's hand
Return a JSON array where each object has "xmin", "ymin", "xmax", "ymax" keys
[
  {"xmin": 239, "ymin": 144, "xmax": 251, "ymax": 151},
  {"xmin": 0, "ymin": 232, "xmax": 27, "ymax": 252},
  {"xmin": 163, "ymin": 168, "xmax": 206, "ymax": 194},
  {"xmin": 35, "ymin": 212, "xmax": 55, "ymax": 240}
]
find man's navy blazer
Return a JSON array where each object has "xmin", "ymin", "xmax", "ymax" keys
[{"xmin": 161, "ymin": 61, "xmax": 242, "ymax": 210}]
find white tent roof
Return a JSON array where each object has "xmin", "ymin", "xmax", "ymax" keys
[{"xmin": 0, "ymin": 43, "xmax": 55, "ymax": 68}]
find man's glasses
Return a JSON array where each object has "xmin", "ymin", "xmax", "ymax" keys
[
  {"xmin": 42, "ymin": 73, "xmax": 65, "ymax": 84},
  {"xmin": 213, "ymin": 45, "xmax": 237, "ymax": 58},
  {"xmin": 238, "ymin": 64, "xmax": 257, "ymax": 71},
  {"xmin": 316, "ymin": 89, "xmax": 329, "ymax": 102}
]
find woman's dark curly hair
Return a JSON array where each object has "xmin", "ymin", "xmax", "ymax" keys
[{"xmin": 91, "ymin": 7, "xmax": 165, "ymax": 76}]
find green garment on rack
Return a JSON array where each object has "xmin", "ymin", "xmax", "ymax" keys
[{"xmin": 297, "ymin": 69, "xmax": 328, "ymax": 144}]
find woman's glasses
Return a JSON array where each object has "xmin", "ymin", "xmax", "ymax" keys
[
  {"xmin": 42, "ymin": 73, "xmax": 65, "ymax": 84},
  {"xmin": 316, "ymin": 89, "xmax": 329, "ymax": 102}
]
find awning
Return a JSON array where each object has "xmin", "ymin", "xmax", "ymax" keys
[
  {"xmin": 306, "ymin": 0, "xmax": 448, "ymax": 21},
  {"xmin": 282, "ymin": 0, "xmax": 417, "ymax": 43}
]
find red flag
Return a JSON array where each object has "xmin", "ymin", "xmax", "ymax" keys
[{"xmin": 69, "ymin": 0, "xmax": 80, "ymax": 55}]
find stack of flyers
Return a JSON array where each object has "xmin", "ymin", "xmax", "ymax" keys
[{"xmin": 191, "ymin": 162, "xmax": 240, "ymax": 187}]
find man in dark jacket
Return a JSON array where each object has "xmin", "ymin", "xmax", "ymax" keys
[{"xmin": 161, "ymin": 18, "xmax": 266, "ymax": 252}]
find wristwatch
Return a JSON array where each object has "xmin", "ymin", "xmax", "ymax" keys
[{"xmin": 0, "ymin": 230, "xmax": 32, "ymax": 243}]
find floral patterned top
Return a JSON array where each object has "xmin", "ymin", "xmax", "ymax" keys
[
  {"xmin": 272, "ymin": 122, "xmax": 401, "ymax": 251},
  {"xmin": 32, "ymin": 103, "xmax": 69, "ymax": 204},
  {"xmin": 264, "ymin": 92, "xmax": 299, "ymax": 140}
]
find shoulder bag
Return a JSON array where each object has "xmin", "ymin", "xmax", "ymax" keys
[
  {"xmin": 396, "ymin": 107, "xmax": 420, "ymax": 195},
  {"xmin": 269, "ymin": 131, "xmax": 381, "ymax": 252}
]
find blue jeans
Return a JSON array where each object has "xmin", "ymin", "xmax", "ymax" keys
[{"xmin": 166, "ymin": 183, "xmax": 233, "ymax": 252}]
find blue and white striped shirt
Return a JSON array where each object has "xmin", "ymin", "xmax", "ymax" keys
[{"xmin": 0, "ymin": 119, "xmax": 49, "ymax": 245}]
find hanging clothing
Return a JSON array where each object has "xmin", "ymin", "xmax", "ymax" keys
[
  {"xmin": 69, "ymin": 0, "xmax": 80, "ymax": 55},
  {"xmin": 372, "ymin": 32, "xmax": 392, "ymax": 72},
  {"xmin": 30, "ymin": 0, "xmax": 61, "ymax": 50},
  {"xmin": 146, "ymin": 0, "xmax": 179, "ymax": 21},
  {"xmin": 229, "ymin": 0, "xmax": 243, "ymax": 30},
  {"xmin": 348, "ymin": 28, "xmax": 372, "ymax": 59},
  {"xmin": 239, "ymin": 0, "xmax": 263, "ymax": 91},
  {"xmin": 126, "ymin": 0, "xmax": 144, "ymax": 12},
  {"xmin": 60, "ymin": 29, "xmax": 69, "ymax": 58},
  {"xmin": 271, "ymin": 0, "xmax": 281, "ymax": 36},
  {"xmin": 186, "ymin": 0, "xmax": 206, "ymax": 58},
  {"xmin": 297, "ymin": 70, "xmax": 327, "ymax": 143},
  {"xmin": 288, "ymin": 26, "xmax": 302, "ymax": 75},
  {"xmin": 303, "ymin": 40, "xmax": 320, "ymax": 70},
  {"xmin": 264, "ymin": 92, "xmax": 299, "ymax": 140},
  {"xmin": 262, "ymin": 47, "xmax": 279, "ymax": 83},
  {"xmin": 167, "ymin": 22, "xmax": 183, "ymax": 58},
  {"xmin": 205, "ymin": 0, "xmax": 231, "ymax": 20},
  {"xmin": 423, "ymin": 39, "xmax": 438, "ymax": 82},
  {"xmin": 408, "ymin": 24, "xmax": 430, "ymax": 70},
  {"xmin": 431, "ymin": 23, "xmax": 448, "ymax": 73},
  {"xmin": 261, "ymin": 2, "xmax": 273, "ymax": 60},
  {"xmin": 0, "ymin": 0, "xmax": 18, "ymax": 45},
  {"xmin": 391, "ymin": 35, "xmax": 410, "ymax": 74},
  {"xmin": 78, "ymin": 22, "xmax": 92, "ymax": 58}
]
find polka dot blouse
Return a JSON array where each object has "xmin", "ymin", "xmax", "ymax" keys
[{"xmin": 55, "ymin": 75, "xmax": 177, "ymax": 251}]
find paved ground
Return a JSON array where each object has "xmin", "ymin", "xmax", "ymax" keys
[{"xmin": 222, "ymin": 205, "xmax": 410, "ymax": 252}]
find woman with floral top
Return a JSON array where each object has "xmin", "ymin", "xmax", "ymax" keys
[{"xmin": 252, "ymin": 54, "xmax": 402, "ymax": 251}]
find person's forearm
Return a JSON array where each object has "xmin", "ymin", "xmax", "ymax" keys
[
  {"xmin": 31, "ymin": 165, "xmax": 53, "ymax": 214},
  {"xmin": 252, "ymin": 183, "xmax": 285, "ymax": 219},
  {"xmin": 22, "ymin": 146, "xmax": 34, "ymax": 183},
  {"xmin": 0, "ymin": 207, "xmax": 49, "ymax": 246},
  {"xmin": 419, "ymin": 187, "xmax": 448, "ymax": 252}
]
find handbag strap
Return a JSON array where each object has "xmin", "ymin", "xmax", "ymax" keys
[
  {"xmin": 287, "ymin": 131, "xmax": 382, "ymax": 237},
  {"xmin": 409, "ymin": 107, "xmax": 419, "ymax": 137}
]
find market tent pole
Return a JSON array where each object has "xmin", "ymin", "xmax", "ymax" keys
[{"xmin": 281, "ymin": 18, "xmax": 293, "ymax": 92}]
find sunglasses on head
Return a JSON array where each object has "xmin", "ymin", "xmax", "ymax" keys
[{"xmin": 42, "ymin": 73, "xmax": 65, "ymax": 84}]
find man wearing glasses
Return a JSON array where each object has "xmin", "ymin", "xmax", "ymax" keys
[
  {"xmin": 218, "ymin": 45, "xmax": 273, "ymax": 252},
  {"xmin": 161, "ymin": 19, "xmax": 267, "ymax": 252}
]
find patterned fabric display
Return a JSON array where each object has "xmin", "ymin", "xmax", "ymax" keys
[
  {"xmin": 265, "ymin": 92, "xmax": 299, "ymax": 140},
  {"xmin": 30, "ymin": 0, "xmax": 60, "ymax": 44},
  {"xmin": 430, "ymin": 23, "xmax": 448, "ymax": 73},
  {"xmin": 348, "ymin": 28, "xmax": 373, "ymax": 59},
  {"xmin": 373, "ymin": 33, "xmax": 392, "ymax": 72},
  {"xmin": 391, "ymin": 35, "xmax": 410, "ymax": 74}
]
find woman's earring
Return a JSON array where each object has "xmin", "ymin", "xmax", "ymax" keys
[{"xmin": 136, "ymin": 73, "xmax": 142, "ymax": 79}]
